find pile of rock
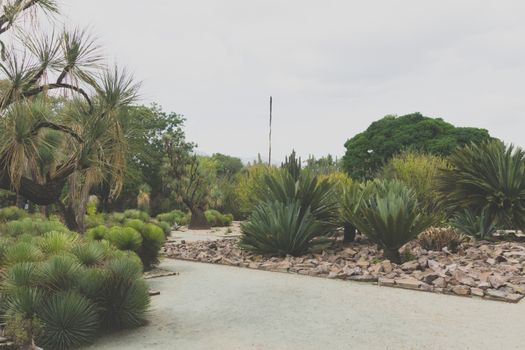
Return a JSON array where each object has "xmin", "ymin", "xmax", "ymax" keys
[{"xmin": 163, "ymin": 238, "xmax": 525, "ymax": 303}]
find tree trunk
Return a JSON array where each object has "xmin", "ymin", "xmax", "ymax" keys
[
  {"xmin": 343, "ymin": 223, "xmax": 356, "ymax": 243},
  {"xmin": 57, "ymin": 201, "xmax": 80, "ymax": 232},
  {"xmin": 383, "ymin": 247, "xmax": 401, "ymax": 264},
  {"xmin": 189, "ymin": 207, "xmax": 210, "ymax": 230}
]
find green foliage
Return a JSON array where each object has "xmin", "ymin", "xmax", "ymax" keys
[
  {"xmin": 342, "ymin": 113, "xmax": 493, "ymax": 179},
  {"xmin": 205, "ymin": 210, "xmax": 233, "ymax": 227},
  {"xmin": 254, "ymin": 171, "xmax": 339, "ymax": 229},
  {"xmin": 281, "ymin": 150, "xmax": 302, "ymax": 180},
  {"xmin": 3, "ymin": 217, "xmax": 69, "ymax": 237},
  {"xmin": 137, "ymin": 223, "xmax": 165, "ymax": 268},
  {"xmin": 240, "ymin": 201, "xmax": 332, "ymax": 256},
  {"xmin": 86, "ymin": 225, "xmax": 109, "ymax": 241},
  {"xmin": 156, "ymin": 209, "xmax": 189, "ymax": 226},
  {"xmin": 381, "ymin": 151, "xmax": 449, "ymax": 216},
  {"xmin": 235, "ymin": 163, "xmax": 278, "ymax": 217},
  {"xmin": 37, "ymin": 291, "xmax": 99, "ymax": 350},
  {"xmin": 4, "ymin": 242, "xmax": 44, "ymax": 265},
  {"xmin": 105, "ymin": 226, "xmax": 143, "ymax": 251},
  {"xmin": 1, "ymin": 235, "xmax": 151, "ymax": 349},
  {"xmin": 123, "ymin": 209, "xmax": 150, "ymax": 221},
  {"xmin": 450, "ymin": 209, "xmax": 497, "ymax": 239},
  {"xmin": 343, "ymin": 180, "xmax": 436, "ymax": 263},
  {"xmin": 124, "ymin": 218, "xmax": 146, "ymax": 232},
  {"xmin": 0, "ymin": 206, "xmax": 27, "ymax": 222},
  {"xmin": 437, "ymin": 140, "xmax": 525, "ymax": 231},
  {"xmin": 304, "ymin": 154, "xmax": 341, "ymax": 175},
  {"xmin": 240, "ymin": 171, "xmax": 339, "ymax": 256}
]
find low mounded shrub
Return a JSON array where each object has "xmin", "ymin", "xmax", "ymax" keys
[
  {"xmin": 418, "ymin": 227, "xmax": 463, "ymax": 252},
  {"xmin": 3, "ymin": 217, "xmax": 69, "ymax": 237},
  {"xmin": 105, "ymin": 226, "xmax": 143, "ymax": 251},
  {"xmin": 450, "ymin": 209, "xmax": 497, "ymax": 239},
  {"xmin": 0, "ymin": 233, "xmax": 150, "ymax": 350},
  {"xmin": 205, "ymin": 209, "xmax": 233, "ymax": 227},
  {"xmin": 0, "ymin": 206, "xmax": 28, "ymax": 222}
]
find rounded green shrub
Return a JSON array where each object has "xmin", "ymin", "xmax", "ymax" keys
[
  {"xmin": 123, "ymin": 209, "xmax": 150, "ymax": 221},
  {"xmin": 138, "ymin": 223, "xmax": 165, "ymax": 269},
  {"xmin": 0, "ymin": 206, "xmax": 28, "ymax": 222},
  {"xmin": 124, "ymin": 218, "xmax": 146, "ymax": 232},
  {"xmin": 105, "ymin": 226, "xmax": 142, "ymax": 251},
  {"xmin": 37, "ymin": 291, "xmax": 99, "ymax": 350},
  {"xmin": 37, "ymin": 231, "xmax": 78, "ymax": 255},
  {"xmin": 38, "ymin": 254, "xmax": 84, "ymax": 292},
  {"xmin": 86, "ymin": 225, "xmax": 109, "ymax": 241},
  {"xmin": 71, "ymin": 241, "xmax": 108, "ymax": 267},
  {"xmin": 4, "ymin": 242, "xmax": 44, "ymax": 265},
  {"xmin": 4, "ymin": 218, "xmax": 68, "ymax": 237}
]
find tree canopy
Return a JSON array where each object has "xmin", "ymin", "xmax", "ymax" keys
[{"xmin": 342, "ymin": 113, "xmax": 493, "ymax": 179}]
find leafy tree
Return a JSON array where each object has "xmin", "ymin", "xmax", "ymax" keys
[{"xmin": 342, "ymin": 113, "xmax": 493, "ymax": 179}]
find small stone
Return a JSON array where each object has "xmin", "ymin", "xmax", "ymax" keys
[
  {"xmin": 485, "ymin": 288, "xmax": 507, "ymax": 300},
  {"xmin": 507, "ymin": 283, "xmax": 525, "ymax": 294},
  {"xmin": 400, "ymin": 260, "xmax": 419, "ymax": 271},
  {"xmin": 432, "ymin": 277, "xmax": 446, "ymax": 288},
  {"xmin": 486, "ymin": 258, "xmax": 496, "ymax": 265},
  {"xmin": 381, "ymin": 260, "xmax": 393, "ymax": 273},
  {"xmin": 452, "ymin": 285, "xmax": 470, "ymax": 296},
  {"xmin": 327, "ymin": 271, "xmax": 339, "ymax": 279},
  {"xmin": 504, "ymin": 293, "xmax": 524, "ymax": 303},
  {"xmin": 489, "ymin": 275, "xmax": 506, "ymax": 289},
  {"xmin": 477, "ymin": 281, "xmax": 491, "ymax": 290},
  {"xmin": 356, "ymin": 259, "xmax": 370, "ymax": 268},
  {"xmin": 0, "ymin": 337, "xmax": 7, "ymax": 343},
  {"xmin": 348, "ymin": 275, "xmax": 377, "ymax": 282},
  {"xmin": 423, "ymin": 273, "xmax": 440, "ymax": 285},
  {"xmin": 396, "ymin": 278, "xmax": 422, "ymax": 290},
  {"xmin": 378, "ymin": 277, "xmax": 396, "ymax": 286},
  {"xmin": 471, "ymin": 288, "xmax": 484, "ymax": 297},
  {"xmin": 148, "ymin": 289, "xmax": 160, "ymax": 296}
]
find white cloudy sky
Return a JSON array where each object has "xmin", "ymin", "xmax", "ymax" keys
[{"xmin": 56, "ymin": 0, "xmax": 525, "ymax": 162}]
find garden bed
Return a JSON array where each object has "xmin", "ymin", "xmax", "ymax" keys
[{"xmin": 164, "ymin": 237, "xmax": 525, "ymax": 303}]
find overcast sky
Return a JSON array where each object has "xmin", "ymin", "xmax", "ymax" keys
[{"xmin": 58, "ymin": 1, "xmax": 525, "ymax": 163}]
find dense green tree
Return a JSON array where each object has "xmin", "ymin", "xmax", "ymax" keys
[{"xmin": 342, "ymin": 113, "xmax": 493, "ymax": 179}]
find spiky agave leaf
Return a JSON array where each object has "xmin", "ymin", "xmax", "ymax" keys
[
  {"xmin": 437, "ymin": 140, "xmax": 525, "ymax": 230},
  {"xmin": 240, "ymin": 200, "xmax": 332, "ymax": 256},
  {"xmin": 344, "ymin": 179, "xmax": 437, "ymax": 263},
  {"xmin": 36, "ymin": 291, "xmax": 99, "ymax": 350}
]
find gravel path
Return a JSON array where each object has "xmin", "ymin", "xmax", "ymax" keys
[{"xmin": 84, "ymin": 257, "xmax": 525, "ymax": 350}]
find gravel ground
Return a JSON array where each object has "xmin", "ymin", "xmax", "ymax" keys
[{"xmin": 84, "ymin": 257, "xmax": 525, "ymax": 350}]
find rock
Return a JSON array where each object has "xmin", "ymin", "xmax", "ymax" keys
[
  {"xmin": 423, "ymin": 273, "xmax": 440, "ymax": 285},
  {"xmin": 457, "ymin": 276, "xmax": 477, "ymax": 287},
  {"xmin": 507, "ymin": 283, "xmax": 525, "ymax": 294},
  {"xmin": 485, "ymin": 289, "xmax": 507, "ymax": 300},
  {"xmin": 327, "ymin": 271, "xmax": 339, "ymax": 279},
  {"xmin": 378, "ymin": 277, "xmax": 396, "ymax": 287},
  {"xmin": 356, "ymin": 259, "xmax": 370, "ymax": 268},
  {"xmin": 418, "ymin": 257, "xmax": 428, "ymax": 268},
  {"xmin": 477, "ymin": 281, "xmax": 491, "ymax": 290},
  {"xmin": 489, "ymin": 275, "xmax": 506, "ymax": 289},
  {"xmin": 432, "ymin": 277, "xmax": 446, "ymax": 288},
  {"xmin": 400, "ymin": 260, "xmax": 419, "ymax": 271},
  {"xmin": 486, "ymin": 258, "xmax": 496, "ymax": 265},
  {"xmin": 504, "ymin": 293, "xmax": 524, "ymax": 303},
  {"xmin": 471, "ymin": 288, "xmax": 484, "ymax": 297},
  {"xmin": 148, "ymin": 289, "xmax": 160, "ymax": 296},
  {"xmin": 452, "ymin": 285, "xmax": 470, "ymax": 296},
  {"xmin": 0, "ymin": 337, "xmax": 7, "ymax": 343},
  {"xmin": 396, "ymin": 278, "xmax": 422, "ymax": 290},
  {"xmin": 381, "ymin": 260, "xmax": 393, "ymax": 273},
  {"xmin": 348, "ymin": 275, "xmax": 377, "ymax": 282}
]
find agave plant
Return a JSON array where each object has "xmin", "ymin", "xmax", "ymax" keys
[
  {"xmin": 437, "ymin": 140, "xmax": 525, "ymax": 230},
  {"xmin": 450, "ymin": 209, "xmax": 497, "ymax": 239},
  {"xmin": 240, "ymin": 200, "xmax": 332, "ymax": 256},
  {"xmin": 344, "ymin": 180, "xmax": 436, "ymax": 263},
  {"xmin": 254, "ymin": 170, "xmax": 340, "ymax": 231}
]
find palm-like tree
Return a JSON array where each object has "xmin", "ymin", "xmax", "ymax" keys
[{"xmin": 0, "ymin": 0, "xmax": 140, "ymax": 231}]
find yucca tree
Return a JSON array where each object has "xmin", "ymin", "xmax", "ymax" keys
[
  {"xmin": 0, "ymin": 1, "xmax": 140, "ymax": 232},
  {"xmin": 436, "ymin": 140, "xmax": 525, "ymax": 231}
]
